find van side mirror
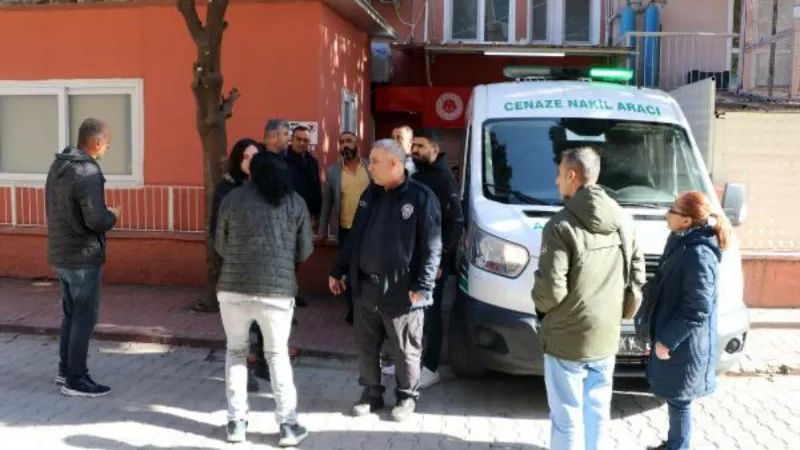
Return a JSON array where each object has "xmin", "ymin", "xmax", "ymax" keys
[{"xmin": 721, "ymin": 183, "xmax": 747, "ymax": 226}]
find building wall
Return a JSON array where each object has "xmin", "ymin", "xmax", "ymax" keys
[
  {"xmin": 0, "ymin": 2, "xmax": 370, "ymax": 293},
  {"xmin": 318, "ymin": 5, "xmax": 373, "ymax": 156},
  {"xmin": 711, "ymin": 111, "xmax": 800, "ymax": 252},
  {"xmin": 377, "ymin": 0, "xmax": 732, "ymax": 46},
  {"xmin": 711, "ymin": 110, "xmax": 800, "ymax": 307}
]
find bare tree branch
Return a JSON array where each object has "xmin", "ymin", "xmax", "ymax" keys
[
  {"xmin": 177, "ymin": 0, "xmax": 237, "ymax": 310},
  {"xmin": 176, "ymin": 0, "xmax": 204, "ymax": 43},
  {"xmin": 213, "ymin": 88, "xmax": 240, "ymax": 124}
]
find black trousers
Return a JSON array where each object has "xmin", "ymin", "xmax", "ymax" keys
[
  {"xmin": 249, "ymin": 321, "xmax": 264, "ymax": 360},
  {"xmin": 354, "ymin": 278, "xmax": 424, "ymax": 400},
  {"xmin": 337, "ymin": 227, "xmax": 353, "ymax": 316},
  {"xmin": 422, "ymin": 274, "xmax": 448, "ymax": 372}
]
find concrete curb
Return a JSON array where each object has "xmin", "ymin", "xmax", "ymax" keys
[
  {"xmin": 0, "ymin": 323, "xmax": 359, "ymax": 361},
  {"xmin": 724, "ymin": 364, "xmax": 800, "ymax": 377}
]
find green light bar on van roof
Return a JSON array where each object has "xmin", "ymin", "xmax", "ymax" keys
[
  {"xmin": 589, "ymin": 67, "xmax": 634, "ymax": 82},
  {"xmin": 504, "ymin": 66, "xmax": 633, "ymax": 83}
]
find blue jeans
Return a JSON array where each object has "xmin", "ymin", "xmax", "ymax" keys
[
  {"xmin": 54, "ymin": 266, "xmax": 103, "ymax": 383},
  {"xmin": 544, "ymin": 354, "xmax": 615, "ymax": 450},
  {"xmin": 665, "ymin": 398, "xmax": 692, "ymax": 450}
]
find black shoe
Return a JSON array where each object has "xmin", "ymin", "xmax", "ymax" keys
[
  {"xmin": 278, "ymin": 423, "xmax": 309, "ymax": 447},
  {"xmin": 390, "ymin": 398, "xmax": 416, "ymax": 422},
  {"xmin": 61, "ymin": 375, "xmax": 111, "ymax": 398},
  {"xmin": 226, "ymin": 419, "xmax": 247, "ymax": 443},
  {"xmin": 647, "ymin": 442, "xmax": 667, "ymax": 450},
  {"xmin": 351, "ymin": 388, "xmax": 384, "ymax": 417},
  {"xmin": 345, "ymin": 310, "xmax": 354, "ymax": 326},
  {"xmin": 295, "ymin": 297, "xmax": 308, "ymax": 308}
]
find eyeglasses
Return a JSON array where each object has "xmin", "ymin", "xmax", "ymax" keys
[{"xmin": 668, "ymin": 208, "xmax": 687, "ymax": 217}]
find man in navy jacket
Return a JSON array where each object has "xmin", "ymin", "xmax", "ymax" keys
[{"xmin": 328, "ymin": 139, "xmax": 442, "ymax": 422}]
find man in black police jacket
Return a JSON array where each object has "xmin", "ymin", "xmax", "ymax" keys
[
  {"xmin": 328, "ymin": 138, "xmax": 442, "ymax": 422},
  {"xmin": 410, "ymin": 129, "xmax": 464, "ymax": 389}
]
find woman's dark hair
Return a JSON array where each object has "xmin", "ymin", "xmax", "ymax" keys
[
  {"xmin": 673, "ymin": 191, "xmax": 732, "ymax": 251},
  {"xmin": 227, "ymin": 138, "xmax": 260, "ymax": 183},
  {"xmin": 250, "ymin": 151, "xmax": 292, "ymax": 206}
]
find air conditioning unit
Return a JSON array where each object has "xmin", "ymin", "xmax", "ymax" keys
[{"xmin": 371, "ymin": 41, "xmax": 392, "ymax": 84}]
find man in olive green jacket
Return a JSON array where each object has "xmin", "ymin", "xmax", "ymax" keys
[{"xmin": 532, "ymin": 147, "xmax": 645, "ymax": 450}]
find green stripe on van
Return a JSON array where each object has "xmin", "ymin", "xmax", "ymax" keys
[{"xmin": 458, "ymin": 275, "xmax": 469, "ymax": 293}]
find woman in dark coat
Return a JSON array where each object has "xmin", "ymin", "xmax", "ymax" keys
[
  {"xmin": 645, "ymin": 191, "xmax": 732, "ymax": 450},
  {"xmin": 192, "ymin": 138, "xmax": 262, "ymax": 390},
  {"xmin": 209, "ymin": 138, "xmax": 260, "ymax": 242}
]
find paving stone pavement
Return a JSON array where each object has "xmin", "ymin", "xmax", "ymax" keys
[{"xmin": 1, "ymin": 334, "xmax": 798, "ymax": 450}]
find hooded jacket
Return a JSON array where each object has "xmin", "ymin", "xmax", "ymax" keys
[
  {"xmin": 532, "ymin": 185, "xmax": 645, "ymax": 361},
  {"xmin": 210, "ymin": 173, "xmax": 243, "ymax": 244},
  {"xmin": 645, "ymin": 226, "xmax": 721, "ymax": 401},
  {"xmin": 411, "ymin": 153, "xmax": 464, "ymax": 273},
  {"xmin": 45, "ymin": 147, "xmax": 117, "ymax": 268}
]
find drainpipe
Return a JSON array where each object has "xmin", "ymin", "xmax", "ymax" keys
[
  {"xmin": 605, "ymin": 0, "xmax": 614, "ymax": 46},
  {"xmin": 423, "ymin": 0, "xmax": 429, "ymax": 43},
  {"xmin": 736, "ymin": 0, "xmax": 746, "ymax": 93}
]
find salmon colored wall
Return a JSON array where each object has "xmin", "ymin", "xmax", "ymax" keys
[
  {"xmin": 318, "ymin": 5, "xmax": 372, "ymax": 166},
  {"xmin": 0, "ymin": 2, "xmax": 321, "ymax": 186},
  {"xmin": 0, "ymin": 2, "xmax": 371, "ymax": 295},
  {"xmin": 742, "ymin": 257, "xmax": 800, "ymax": 308},
  {"xmin": 0, "ymin": 230, "xmax": 337, "ymax": 293}
]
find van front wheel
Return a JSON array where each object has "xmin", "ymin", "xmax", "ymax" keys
[{"xmin": 448, "ymin": 299, "xmax": 488, "ymax": 379}]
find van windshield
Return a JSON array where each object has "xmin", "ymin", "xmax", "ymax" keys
[{"xmin": 482, "ymin": 118, "xmax": 711, "ymax": 207}]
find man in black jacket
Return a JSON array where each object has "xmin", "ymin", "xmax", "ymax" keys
[
  {"xmin": 411, "ymin": 129, "xmax": 464, "ymax": 389},
  {"xmin": 328, "ymin": 139, "xmax": 442, "ymax": 422},
  {"xmin": 45, "ymin": 118, "xmax": 118, "ymax": 398},
  {"xmin": 283, "ymin": 126, "xmax": 322, "ymax": 223}
]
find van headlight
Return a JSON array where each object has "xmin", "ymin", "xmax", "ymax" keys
[{"xmin": 467, "ymin": 225, "xmax": 530, "ymax": 278}]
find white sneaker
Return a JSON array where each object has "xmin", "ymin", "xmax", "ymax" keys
[
  {"xmin": 381, "ymin": 362, "xmax": 396, "ymax": 376},
  {"xmin": 418, "ymin": 367, "xmax": 440, "ymax": 389}
]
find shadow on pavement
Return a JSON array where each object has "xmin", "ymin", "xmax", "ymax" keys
[
  {"xmin": 64, "ymin": 435, "xmax": 217, "ymax": 450},
  {"xmin": 64, "ymin": 432, "xmax": 549, "ymax": 450}
]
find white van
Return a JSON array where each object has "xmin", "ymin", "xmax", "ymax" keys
[{"xmin": 449, "ymin": 67, "xmax": 750, "ymax": 378}]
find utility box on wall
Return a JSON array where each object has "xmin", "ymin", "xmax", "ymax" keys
[{"xmin": 371, "ymin": 41, "xmax": 392, "ymax": 84}]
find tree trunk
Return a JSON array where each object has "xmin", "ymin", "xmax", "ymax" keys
[{"xmin": 177, "ymin": 0, "xmax": 239, "ymax": 310}]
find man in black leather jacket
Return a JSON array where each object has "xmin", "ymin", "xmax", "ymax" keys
[
  {"xmin": 45, "ymin": 118, "xmax": 118, "ymax": 398},
  {"xmin": 411, "ymin": 129, "xmax": 464, "ymax": 389},
  {"xmin": 328, "ymin": 139, "xmax": 442, "ymax": 423}
]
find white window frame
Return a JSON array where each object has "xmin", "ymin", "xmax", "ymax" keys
[
  {"xmin": 341, "ymin": 88, "xmax": 358, "ymax": 134},
  {"xmin": 526, "ymin": 0, "xmax": 601, "ymax": 46},
  {"xmin": 444, "ymin": 0, "xmax": 517, "ymax": 44},
  {"xmin": 0, "ymin": 78, "xmax": 144, "ymax": 187}
]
